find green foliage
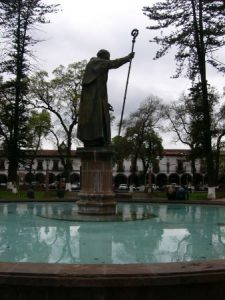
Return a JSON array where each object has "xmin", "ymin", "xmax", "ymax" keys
[
  {"xmin": 29, "ymin": 60, "xmax": 87, "ymax": 149},
  {"xmin": 117, "ymin": 96, "xmax": 164, "ymax": 175},
  {"xmin": 188, "ymin": 83, "xmax": 219, "ymax": 151},
  {"xmin": 111, "ymin": 135, "xmax": 132, "ymax": 165},
  {"xmin": 0, "ymin": 0, "xmax": 59, "ymax": 76},
  {"xmin": 0, "ymin": 0, "xmax": 59, "ymax": 182},
  {"xmin": 29, "ymin": 61, "xmax": 87, "ymax": 184},
  {"xmin": 28, "ymin": 110, "xmax": 51, "ymax": 139},
  {"xmin": 140, "ymin": 131, "xmax": 164, "ymax": 170},
  {"xmin": 143, "ymin": 0, "xmax": 225, "ymax": 188},
  {"xmin": 143, "ymin": 0, "xmax": 225, "ymax": 79},
  {"xmin": 0, "ymin": 78, "xmax": 30, "ymax": 152}
]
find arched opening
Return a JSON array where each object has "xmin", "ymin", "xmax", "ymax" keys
[
  {"xmin": 35, "ymin": 173, "xmax": 45, "ymax": 184},
  {"xmin": 114, "ymin": 174, "xmax": 128, "ymax": 187},
  {"xmin": 156, "ymin": 173, "xmax": 167, "ymax": 187},
  {"xmin": 169, "ymin": 173, "xmax": 180, "ymax": 185},
  {"xmin": 70, "ymin": 173, "xmax": 80, "ymax": 183},
  {"xmin": 0, "ymin": 174, "xmax": 7, "ymax": 185},
  {"xmin": 49, "ymin": 173, "xmax": 56, "ymax": 184},
  {"xmin": 181, "ymin": 173, "xmax": 192, "ymax": 185},
  {"xmin": 24, "ymin": 173, "xmax": 35, "ymax": 184},
  {"xmin": 128, "ymin": 174, "xmax": 139, "ymax": 187}
]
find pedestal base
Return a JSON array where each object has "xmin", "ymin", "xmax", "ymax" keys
[
  {"xmin": 76, "ymin": 147, "xmax": 116, "ymax": 215},
  {"xmin": 77, "ymin": 199, "xmax": 116, "ymax": 215}
]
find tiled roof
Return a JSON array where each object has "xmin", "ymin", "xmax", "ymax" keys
[
  {"xmin": 0, "ymin": 148, "xmax": 191, "ymax": 158},
  {"xmin": 163, "ymin": 149, "xmax": 190, "ymax": 156},
  {"xmin": 36, "ymin": 149, "xmax": 78, "ymax": 157}
]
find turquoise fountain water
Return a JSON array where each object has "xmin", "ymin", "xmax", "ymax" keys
[{"xmin": 0, "ymin": 202, "xmax": 225, "ymax": 264}]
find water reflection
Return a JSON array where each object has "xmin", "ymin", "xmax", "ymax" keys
[
  {"xmin": 0, "ymin": 202, "xmax": 225, "ymax": 264},
  {"xmin": 36, "ymin": 202, "xmax": 155, "ymax": 222}
]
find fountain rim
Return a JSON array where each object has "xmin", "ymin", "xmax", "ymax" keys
[
  {"xmin": 1, "ymin": 199, "xmax": 225, "ymax": 289},
  {"xmin": 0, "ymin": 259, "xmax": 225, "ymax": 287}
]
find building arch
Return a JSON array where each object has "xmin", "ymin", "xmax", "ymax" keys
[
  {"xmin": 181, "ymin": 173, "xmax": 192, "ymax": 185},
  {"xmin": 128, "ymin": 174, "xmax": 139, "ymax": 186},
  {"xmin": 0, "ymin": 174, "xmax": 7, "ymax": 184},
  {"xmin": 169, "ymin": 173, "xmax": 179, "ymax": 185},
  {"xmin": 114, "ymin": 174, "xmax": 128, "ymax": 187},
  {"xmin": 24, "ymin": 173, "xmax": 35, "ymax": 184},
  {"xmin": 156, "ymin": 173, "xmax": 167, "ymax": 187},
  {"xmin": 71, "ymin": 173, "xmax": 80, "ymax": 183},
  {"xmin": 35, "ymin": 173, "xmax": 45, "ymax": 184},
  {"xmin": 49, "ymin": 173, "xmax": 56, "ymax": 184}
]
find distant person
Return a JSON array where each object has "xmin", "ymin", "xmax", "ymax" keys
[
  {"xmin": 77, "ymin": 49, "xmax": 135, "ymax": 147},
  {"xmin": 167, "ymin": 185, "xmax": 176, "ymax": 200},
  {"xmin": 176, "ymin": 185, "xmax": 187, "ymax": 200}
]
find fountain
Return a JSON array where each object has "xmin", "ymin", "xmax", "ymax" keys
[
  {"xmin": 1, "ymin": 48, "xmax": 225, "ymax": 300},
  {"xmin": 1, "ymin": 201, "xmax": 225, "ymax": 300}
]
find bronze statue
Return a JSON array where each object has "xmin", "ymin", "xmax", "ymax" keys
[{"xmin": 77, "ymin": 49, "xmax": 135, "ymax": 147}]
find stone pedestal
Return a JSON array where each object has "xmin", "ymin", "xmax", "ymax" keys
[{"xmin": 76, "ymin": 147, "xmax": 116, "ymax": 215}]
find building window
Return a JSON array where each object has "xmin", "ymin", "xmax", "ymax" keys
[
  {"xmin": 166, "ymin": 161, "xmax": 170, "ymax": 173},
  {"xmin": 37, "ymin": 160, "xmax": 43, "ymax": 171},
  {"xmin": 52, "ymin": 160, "xmax": 59, "ymax": 171},
  {"xmin": 177, "ymin": 160, "xmax": 184, "ymax": 173},
  {"xmin": 0, "ymin": 160, "xmax": 5, "ymax": 170}
]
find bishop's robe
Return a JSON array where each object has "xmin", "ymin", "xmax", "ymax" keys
[{"xmin": 77, "ymin": 55, "xmax": 131, "ymax": 147}]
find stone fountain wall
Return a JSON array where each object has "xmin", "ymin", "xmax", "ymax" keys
[
  {"xmin": 1, "ymin": 260, "xmax": 225, "ymax": 299},
  {"xmin": 76, "ymin": 147, "xmax": 116, "ymax": 215}
]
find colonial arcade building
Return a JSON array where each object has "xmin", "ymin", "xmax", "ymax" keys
[{"xmin": 0, "ymin": 149, "xmax": 210, "ymax": 188}]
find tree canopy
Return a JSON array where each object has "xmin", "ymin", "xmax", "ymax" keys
[
  {"xmin": 143, "ymin": 0, "xmax": 225, "ymax": 79},
  {"xmin": 29, "ymin": 61, "xmax": 86, "ymax": 189},
  {"xmin": 143, "ymin": 0, "xmax": 225, "ymax": 197},
  {"xmin": 0, "ymin": 0, "xmax": 59, "ymax": 185}
]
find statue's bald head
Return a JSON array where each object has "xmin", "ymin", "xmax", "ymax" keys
[{"xmin": 97, "ymin": 49, "xmax": 110, "ymax": 60}]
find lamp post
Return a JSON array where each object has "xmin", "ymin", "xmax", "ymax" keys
[
  {"xmin": 45, "ymin": 159, "xmax": 50, "ymax": 196},
  {"xmin": 143, "ymin": 141, "xmax": 152, "ymax": 194},
  {"xmin": 60, "ymin": 141, "xmax": 70, "ymax": 191},
  {"xmin": 147, "ymin": 164, "xmax": 152, "ymax": 194}
]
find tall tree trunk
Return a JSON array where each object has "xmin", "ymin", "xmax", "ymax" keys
[
  {"xmin": 191, "ymin": 0, "xmax": 216, "ymax": 198},
  {"xmin": 215, "ymin": 132, "xmax": 225, "ymax": 184},
  {"xmin": 8, "ymin": 0, "xmax": 23, "ymax": 187}
]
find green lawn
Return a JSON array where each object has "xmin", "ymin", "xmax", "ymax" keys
[
  {"xmin": 0, "ymin": 189, "xmax": 75, "ymax": 200},
  {"xmin": 0, "ymin": 189, "xmax": 225, "ymax": 201}
]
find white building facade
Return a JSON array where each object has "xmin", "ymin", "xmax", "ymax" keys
[{"xmin": 0, "ymin": 149, "xmax": 208, "ymax": 189}]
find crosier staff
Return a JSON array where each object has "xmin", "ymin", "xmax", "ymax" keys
[{"xmin": 118, "ymin": 28, "xmax": 139, "ymax": 136}]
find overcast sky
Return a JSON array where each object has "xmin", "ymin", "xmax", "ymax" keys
[{"xmin": 33, "ymin": 0, "xmax": 225, "ymax": 149}]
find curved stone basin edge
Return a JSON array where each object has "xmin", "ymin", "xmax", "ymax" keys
[
  {"xmin": 1, "ymin": 200, "xmax": 225, "ymax": 299},
  {"xmin": 0, "ymin": 259, "xmax": 225, "ymax": 287}
]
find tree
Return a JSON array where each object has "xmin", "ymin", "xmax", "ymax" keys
[
  {"xmin": 0, "ymin": 0, "xmax": 59, "ymax": 187},
  {"xmin": 212, "ymin": 103, "xmax": 225, "ymax": 184},
  {"xmin": 143, "ymin": 0, "xmax": 225, "ymax": 199},
  {"xmin": 111, "ymin": 136, "xmax": 131, "ymax": 172},
  {"xmin": 164, "ymin": 83, "xmax": 220, "ymax": 184},
  {"xmin": 139, "ymin": 131, "xmax": 163, "ymax": 191},
  {"xmin": 118, "ymin": 95, "xmax": 164, "ymax": 186},
  {"xmin": 29, "ymin": 61, "xmax": 86, "ymax": 190},
  {"xmin": 25, "ymin": 109, "xmax": 51, "ymax": 182},
  {"xmin": 0, "ymin": 77, "xmax": 31, "ymax": 186}
]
